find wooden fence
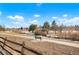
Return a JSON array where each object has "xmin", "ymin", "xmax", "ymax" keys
[{"xmin": 0, "ymin": 37, "xmax": 42, "ymax": 55}]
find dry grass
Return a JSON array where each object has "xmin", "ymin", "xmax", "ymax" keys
[{"xmin": 49, "ymin": 31, "xmax": 79, "ymax": 41}]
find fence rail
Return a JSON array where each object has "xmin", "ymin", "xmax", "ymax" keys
[
  {"xmin": 0, "ymin": 51, "xmax": 4, "ymax": 55},
  {"xmin": 0, "ymin": 37, "xmax": 42, "ymax": 55}
]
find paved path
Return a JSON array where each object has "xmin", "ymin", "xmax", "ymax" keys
[{"xmin": 42, "ymin": 38, "xmax": 79, "ymax": 48}]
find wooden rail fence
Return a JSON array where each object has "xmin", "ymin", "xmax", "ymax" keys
[{"xmin": 0, "ymin": 37, "xmax": 42, "ymax": 55}]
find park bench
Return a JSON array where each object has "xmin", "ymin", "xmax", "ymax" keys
[{"xmin": 34, "ymin": 34, "xmax": 42, "ymax": 40}]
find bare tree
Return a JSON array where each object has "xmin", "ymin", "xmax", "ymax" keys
[
  {"xmin": 51, "ymin": 20, "xmax": 58, "ymax": 34},
  {"xmin": 0, "ymin": 25, "xmax": 5, "ymax": 31},
  {"xmin": 43, "ymin": 21, "xmax": 50, "ymax": 34}
]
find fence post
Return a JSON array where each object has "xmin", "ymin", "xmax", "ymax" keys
[
  {"xmin": 3, "ymin": 37, "xmax": 7, "ymax": 48},
  {"xmin": 21, "ymin": 41, "xmax": 25, "ymax": 55}
]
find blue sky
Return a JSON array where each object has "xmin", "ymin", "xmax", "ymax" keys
[{"xmin": 0, "ymin": 3, "xmax": 79, "ymax": 28}]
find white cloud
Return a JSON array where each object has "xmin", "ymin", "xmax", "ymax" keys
[
  {"xmin": 57, "ymin": 17, "xmax": 79, "ymax": 26},
  {"xmin": 12, "ymin": 21, "xmax": 20, "ymax": 25},
  {"xmin": 64, "ymin": 17, "xmax": 79, "ymax": 23},
  {"xmin": 0, "ymin": 11, "xmax": 2, "ymax": 15},
  {"xmin": 7, "ymin": 15, "xmax": 24, "ymax": 22},
  {"xmin": 7, "ymin": 16, "xmax": 15, "ymax": 20},
  {"xmin": 11, "ymin": 21, "xmax": 29, "ymax": 28},
  {"xmin": 52, "ymin": 17, "xmax": 58, "ymax": 19},
  {"xmin": 34, "ymin": 14, "xmax": 40, "ymax": 17},
  {"xmin": 63, "ymin": 14, "xmax": 68, "ymax": 17},
  {"xmin": 30, "ymin": 20, "xmax": 38, "ymax": 24}
]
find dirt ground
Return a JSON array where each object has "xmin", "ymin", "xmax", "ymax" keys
[{"xmin": 0, "ymin": 31, "xmax": 79, "ymax": 55}]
